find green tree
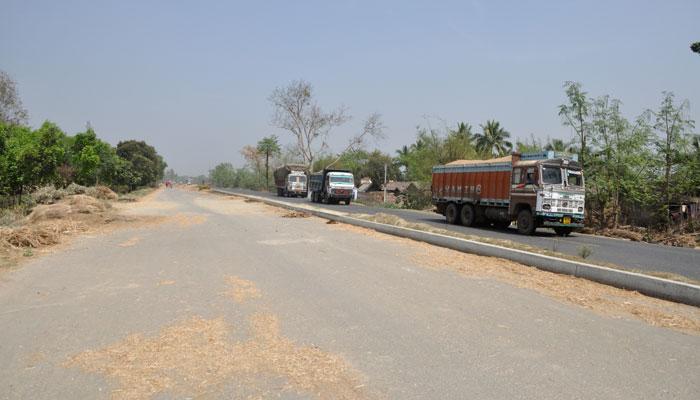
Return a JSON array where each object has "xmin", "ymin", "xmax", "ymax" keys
[
  {"xmin": 34, "ymin": 121, "xmax": 67, "ymax": 186},
  {"xmin": 256, "ymin": 135, "xmax": 281, "ymax": 190},
  {"xmin": 209, "ymin": 163, "xmax": 237, "ymax": 188},
  {"xmin": 559, "ymin": 81, "xmax": 591, "ymax": 168},
  {"xmin": 475, "ymin": 120, "xmax": 512, "ymax": 157},
  {"xmin": 651, "ymin": 92, "xmax": 695, "ymax": 224},
  {"xmin": 116, "ymin": 140, "xmax": 167, "ymax": 189},
  {"xmin": 2, "ymin": 124, "xmax": 40, "ymax": 199},
  {"xmin": 444, "ymin": 122, "xmax": 477, "ymax": 162}
]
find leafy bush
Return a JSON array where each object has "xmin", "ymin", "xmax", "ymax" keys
[{"xmin": 402, "ymin": 187, "xmax": 432, "ymax": 210}]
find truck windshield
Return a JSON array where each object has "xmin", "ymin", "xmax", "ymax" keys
[
  {"xmin": 566, "ymin": 170, "xmax": 583, "ymax": 186},
  {"xmin": 541, "ymin": 166, "xmax": 562, "ymax": 184},
  {"xmin": 289, "ymin": 176, "xmax": 306, "ymax": 183},
  {"xmin": 330, "ymin": 176, "xmax": 353, "ymax": 184}
]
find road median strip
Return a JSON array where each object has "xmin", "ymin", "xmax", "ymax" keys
[{"xmin": 212, "ymin": 188, "xmax": 700, "ymax": 308}]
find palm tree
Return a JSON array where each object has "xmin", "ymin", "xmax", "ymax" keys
[
  {"xmin": 545, "ymin": 138, "xmax": 572, "ymax": 152},
  {"xmin": 475, "ymin": 120, "xmax": 512, "ymax": 157},
  {"xmin": 257, "ymin": 135, "xmax": 281, "ymax": 191}
]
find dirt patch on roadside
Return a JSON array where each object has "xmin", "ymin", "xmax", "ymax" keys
[
  {"xmin": 193, "ymin": 196, "xmax": 285, "ymax": 217},
  {"xmin": 65, "ymin": 313, "xmax": 370, "ymax": 400},
  {"xmin": 167, "ymin": 213, "xmax": 208, "ymax": 227},
  {"xmin": 224, "ymin": 275, "xmax": 262, "ymax": 304}
]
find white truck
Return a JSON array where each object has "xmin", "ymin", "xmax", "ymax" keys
[
  {"xmin": 273, "ymin": 164, "xmax": 308, "ymax": 197},
  {"xmin": 308, "ymin": 169, "xmax": 355, "ymax": 205}
]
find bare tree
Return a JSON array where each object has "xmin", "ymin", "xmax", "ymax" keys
[
  {"xmin": 325, "ymin": 113, "xmax": 386, "ymax": 169},
  {"xmin": 269, "ymin": 80, "xmax": 349, "ymax": 170},
  {"xmin": 0, "ymin": 70, "xmax": 29, "ymax": 125}
]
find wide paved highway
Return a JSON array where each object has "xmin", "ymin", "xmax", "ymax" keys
[
  {"xmin": 2, "ymin": 188, "xmax": 698, "ymax": 399},
  {"xmin": 218, "ymin": 188, "xmax": 700, "ymax": 282}
]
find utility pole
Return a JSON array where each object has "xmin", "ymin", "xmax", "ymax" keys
[{"xmin": 383, "ymin": 163, "xmax": 387, "ymax": 203}]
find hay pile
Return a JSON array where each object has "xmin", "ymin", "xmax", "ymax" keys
[
  {"xmin": 1, "ymin": 193, "xmax": 113, "ymax": 252},
  {"xmin": 27, "ymin": 195, "xmax": 109, "ymax": 223}
]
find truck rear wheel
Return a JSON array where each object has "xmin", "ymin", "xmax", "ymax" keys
[
  {"xmin": 445, "ymin": 203, "xmax": 460, "ymax": 225},
  {"xmin": 517, "ymin": 209, "xmax": 536, "ymax": 235},
  {"xmin": 460, "ymin": 204, "xmax": 476, "ymax": 227}
]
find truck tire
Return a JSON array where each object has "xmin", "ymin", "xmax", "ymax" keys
[
  {"xmin": 445, "ymin": 203, "xmax": 460, "ymax": 225},
  {"xmin": 277, "ymin": 188, "xmax": 283, "ymax": 197},
  {"xmin": 345, "ymin": 199, "xmax": 351, "ymax": 205},
  {"xmin": 554, "ymin": 227, "xmax": 573, "ymax": 237},
  {"xmin": 460, "ymin": 204, "xmax": 476, "ymax": 226},
  {"xmin": 517, "ymin": 209, "xmax": 536, "ymax": 235}
]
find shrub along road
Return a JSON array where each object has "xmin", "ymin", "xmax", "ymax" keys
[
  {"xmin": 219, "ymin": 188, "xmax": 700, "ymax": 282},
  {"xmin": 0, "ymin": 188, "xmax": 698, "ymax": 399}
]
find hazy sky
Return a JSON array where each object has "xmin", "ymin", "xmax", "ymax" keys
[{"xmin": 2, "ymin": 0, "xmax": 698, "ymax": 175}]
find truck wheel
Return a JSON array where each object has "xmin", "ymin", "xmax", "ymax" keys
[
  {"xmin": 445, "ymin": 203, "xmax": 460, "ymax": 225},
  {"xmin": 554, "ymin": 227, "xmax": 573, "ymax": 237},
  {"xmin": 460, "ymin": 204, "xmax": 476, "ymax": 226},
  {"xmin": 517, "ymin": 209, "xmax": 537, "ymax": 235},
  {"xmin": 345, "ymin": 200, "xmax": 351, "ymax": 205},
  {"xmin": 277, "ymin": 188, "xmax": 283, "ymax": 197}
]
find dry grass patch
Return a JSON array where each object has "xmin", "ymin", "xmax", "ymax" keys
[
  {"xmin": 281, "ymin": 210, "xmax": 311, "ymax": 218},
  {"xmin": 118, "ymin": 236, "xmax": 140, "ymax": 247},
  {"xmin": 225, "ymin": 275, "xmax": 262, "ymax": 304},
  {"xmin": 65, "ymin": 314, "xmax": 370, "ymax": 400}
]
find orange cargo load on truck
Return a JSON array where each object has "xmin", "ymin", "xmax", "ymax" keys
[{"xmin": 431, "ymin": 155, "xmax": 512, "ymax": 206}]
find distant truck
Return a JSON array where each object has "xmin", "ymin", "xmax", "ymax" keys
[
  {"xmin": 309, "ymin": 169, "xmax": 355, "ymax": 205},
  {"xmin": 274, "ymin": 164, "xmax": 308, "ymax": 197},
  {"xmin": 431, "ymin": 151, "xmax": 585, "ymax": 236}
]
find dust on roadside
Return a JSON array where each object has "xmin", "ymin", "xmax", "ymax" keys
[{"xmin": 327, "ymin": 221, "xmax": 700, "ymax": 335}]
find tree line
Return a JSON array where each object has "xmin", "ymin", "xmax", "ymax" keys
[
  {"xmin": 211, "ymin": 79, "xmax": 699, "ymax": 232},
  {"xmin": 0, "ymin": 70, "xmax": 167, "ymax": 202}
]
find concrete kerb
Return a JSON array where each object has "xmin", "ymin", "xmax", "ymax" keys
[{"xmin": 212, "ymin": 188, "xmax": 700, "ymax": 307}]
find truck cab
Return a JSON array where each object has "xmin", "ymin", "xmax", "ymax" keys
[
  {"xmin": 510, "ymin": 153, "xmax": 585, "ymax": 235},
  {"xmin": 286, "ymin": 172, "xmax": 307, "ymax": 197}
]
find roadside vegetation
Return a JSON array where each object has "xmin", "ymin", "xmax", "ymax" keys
[{"xmin": 0, "ymin": 70, "xmax": 167, "ymax": 204}]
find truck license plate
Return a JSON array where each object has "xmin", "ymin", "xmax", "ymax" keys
[{"xmin": 563, "ymin": 217, "xmax": 571, "ymax": 224}]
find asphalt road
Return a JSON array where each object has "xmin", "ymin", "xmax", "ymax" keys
[
  {"xmin": 1, "ymin": 188, "xmax": 698, "ymax": 399},
  {"xmin": 220, "ymin": 188, "xmax": 700, "ymax": 281}
]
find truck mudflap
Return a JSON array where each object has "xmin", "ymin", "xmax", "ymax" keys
[{"xmin": 537, "ymin": 212, "xmax": 584, "ymax": 228}]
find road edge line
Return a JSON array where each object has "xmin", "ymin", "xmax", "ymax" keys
[{"xmin": 212, "ymin": 188, "xmax": 700, "ymax": 307}]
